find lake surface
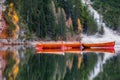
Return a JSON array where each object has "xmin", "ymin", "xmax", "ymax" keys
[{"xmin": 0, "ymin": 45, "xmax": 119, "ymax": 80}]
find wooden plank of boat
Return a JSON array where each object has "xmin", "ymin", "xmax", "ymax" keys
[{"xmin": 82, "ymin": 41, "xmax": 115, "ymax": 48}]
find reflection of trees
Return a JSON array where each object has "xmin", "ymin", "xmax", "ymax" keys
[
  {"xmin": 1, "ymin": 48, "xmax": 98, "ymax": 80},
  {"xmin": 18, "ymin": 54, "xmax": 67, "ymax": 80},
  {"xmin": 79, "ymin": 53, "xmax": 98, "ymax": 80},
  {"xmin": 17, "ymin": 51, "xmax": 98, "ymax": 80},
  {"xmin": 3, "ymin": 50, "xmax": 20, "ymax": 80},
  {"xmin": 0, "ymin": 51, "xmax": 10, "ymax": 80},
  {"xmin": 94, "ymin": 55, "xmax": 120, "ymax": 80}
]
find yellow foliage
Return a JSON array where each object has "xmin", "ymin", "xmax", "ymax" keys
[
  {"xmin": 8, "ymin": 63, "xmax": 19, "ymax": 80},
  {"xmin": 8, "ymin": 3, "xmax": 14, "ymax": 16},
  {"xmin": 13, "ymin": 12, "xmax": 19, "ymax": 23},
  {"xmin": 8, "ymin": 3, "xmax": 19, "ymax": 23},
  {"xmin": 0, "ymin": 3, "xmax": 19, "ymax": 39},
  {"xmin": 77, "ymin": 18, "xmax": 82, "ymax": 33},
  {"xmin": 8, "ymin": 51, "xmax": 20, "ymax": 80},
  {"xmin": 13, "ymin": 65, "xmax": 19, "ymax": 79},
  {"xmin": 77, "ymin": 55, "xmax": 82, "ymax": 69},
  {"xmin": 7, "ymin": 3, "xmax": 19, "ymax": 39},
  {"xmin": 10, "ymin": 3, "xmax": 14, "ymax": 7}
]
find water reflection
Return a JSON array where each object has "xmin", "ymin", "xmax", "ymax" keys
[
  {"xmin": 0, "ymin": 45, "xmax": 27, "ymax": 80},
  {"xmin": 0, "ymin": 45, "xmax": 119, "ymax": 80},
  {"xmin": 0, "ymin": 50, "xmax": 19, "ymax": 80},
  {"xmin": 0, "ymin": 50, "xmax": 7, "ymax": 80}
]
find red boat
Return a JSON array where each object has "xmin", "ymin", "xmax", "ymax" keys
[
  {"xmin": 36, "ymin": 42, "xmax": 81, "ymax": 49},
  {"xmin": 82, "ymin": 41, "xmax": 115, "ymax": 48}
]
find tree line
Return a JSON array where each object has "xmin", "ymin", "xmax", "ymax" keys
[{"xmin": 5, "ymin": 0, "xmax": 97, "ymax": 40}]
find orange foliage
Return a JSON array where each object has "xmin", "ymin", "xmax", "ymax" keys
[
  {"xmin": 8, "ymin": 3, "xmax": 19, "ymax": 39},
  {"xmin": 0, "ymin": 2, "xmax": 20, "ymax": 39},
  {"xmin": 77, "ymin": 55, "xmax": 82, "ymax": 69},
  {"xmin": 77, "ymin": 18, "xmax": 82, "ymax": 33},
  {"xmin": 8, "ymin": 50, "xmax": 20, "ymax": 80}
]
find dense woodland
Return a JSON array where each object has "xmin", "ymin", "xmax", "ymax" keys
[
  {"xmin": 5, "ymin": 0, "xmax": 97, "ymax": 40},
  {"xmin": 92, "ymin": 0, "xmax": 120, "ymax": 30}
]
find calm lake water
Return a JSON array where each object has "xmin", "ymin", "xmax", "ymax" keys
[{"xmin": 0, "ymin": 45, "xmax": 119, "ymax": 80}]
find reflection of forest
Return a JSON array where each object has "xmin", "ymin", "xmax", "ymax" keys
[
  {"xmin": 94, "ymin": 54, "xmax": 120, "ymax": 80},
  {"xmin": 0, "ymin": 49, "xmax": 98, "ymax": 80},
  {"xmin": 1, "ymin": 47, "xmax": 120, "ymax": 80},
  {"xmin": 17, "ymin": 50, "xmax": 98, "ymax": 80},
  {"xmin": 0, "ymin": 51, "xmax": 8, "ymax": 80},
  {"xmin": 0, "ymin": 50, "xmax": 20, "ymax": 80},
  {"xmin": 1, "ymin": 47, "xmax": 96, "ymax": 80},
  {"xmin": 18, "ymin": 53, "xmax": 83, "ymax": 80}
]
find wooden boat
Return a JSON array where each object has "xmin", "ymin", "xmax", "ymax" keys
[
  {"xmin": 36, "ymin": 42, "xmax": 81, "ymax": 49},
  {"xmin": 36, "ymin": 43, "xmax": 62, "ymax": 49},
  {"xmin": 82, "ymin": 41, "xmax": 115, "ymax": 48}
]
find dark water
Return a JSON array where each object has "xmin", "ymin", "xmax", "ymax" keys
[{"xmin": 0, "ymin": 46, "xmax": 120, "ymax": 80}]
